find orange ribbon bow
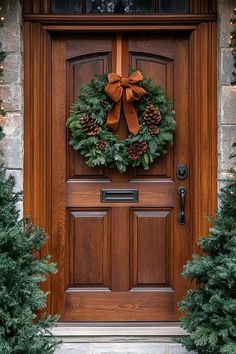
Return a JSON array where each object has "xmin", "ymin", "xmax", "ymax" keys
[{"xmin": 105, "ymin": 71, "xmax": 146, "ymax": 135}]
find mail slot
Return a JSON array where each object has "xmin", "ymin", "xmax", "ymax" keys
[{"xmin": 101, "ymin": 189, "xmax": 139, "ymax": 203}]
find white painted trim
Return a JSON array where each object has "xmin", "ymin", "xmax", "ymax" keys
[{"xmin": 51, "ymin": 322, "xmax": 187, "ymax": 337}]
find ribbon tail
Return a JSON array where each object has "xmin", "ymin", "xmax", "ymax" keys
[
  {"xmin": 106, "ymin": 100, "xmax": 122, "ymax": 132},
  {"xmin": 123, "ymin": 93, "xmax": 140, "ymax": 135}
]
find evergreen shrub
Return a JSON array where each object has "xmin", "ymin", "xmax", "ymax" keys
[
  {"xmin": 0, "ymin": 127, "xmax": 60, "ymax": 353},
  {"xmin": 178, "ymin": 144, "xmax": 236, "ymax": 353}
]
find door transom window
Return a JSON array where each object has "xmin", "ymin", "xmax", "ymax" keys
[{"xmin": 51, "ymin": 0, "xmax": 190, "ymax": 14}]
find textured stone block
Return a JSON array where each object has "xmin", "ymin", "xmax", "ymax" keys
[
  {"xmin": 0, "ymin": 84, "xmax": 23, "ymax": 111},
  {"xmin": 218, "ymin": 0, "xmax": 236, "ymax": 48},
  {"xmin": 219, "ymin": 48, "xmax": 234, "ymax": 86},
  {"xmin": 219, "ymin": 86, "xmax": 236, "ymax": 125},
  {"xmin": 220, "ymin": 125, "xmax": 236, "ymax": 171},
  {"xmin": 2, "ymin": 53, "xmax": 22, "ymax": 84},
  {"xmin": 168, "ymin": 343, "xmax": 196, "ymax": 353},
  {"xmin": 0, "ymin": 22, "xmax": 22, "ymax": 53},
  {"xmin": 92, "ymin": 343, "xmax": 166, "ymax": 354},
  {"xmin": 3, "ymin": 113, "xmax": 23, "ymax": 137},
  {"xmin": 1, "ymin": 0, "xmax": 22, "ymax": 25},
  {"xmin": 0, "ymin": 0, "xmax": 22, "ymax": 52},
  {"xmin": 3, "ymin": 136, "xmax": 23, "ymax": 169},
  {"xmin": 55, "ymin": 343, "xmax": 92, "ymax": 354}
]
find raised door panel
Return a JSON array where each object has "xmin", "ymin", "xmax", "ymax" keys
[
  {"xmin": 67, "ymin": 46, "xmax": 112, "ymax": 179},
  {"xmin": 131, "ymin": 210, "xmax": 171, "ymax": 289},
  {"xmin": 68, "ymin": 210, "xmax": 111, "ymax": 290},
  {"xmin": 130, "ymin": 53, "xmax": 173, "ymax": 94}
]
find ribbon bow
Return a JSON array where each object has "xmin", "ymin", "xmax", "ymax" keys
[{"xmin": 105, "ymin": 71, "xmax": 146, "ymax": 135}]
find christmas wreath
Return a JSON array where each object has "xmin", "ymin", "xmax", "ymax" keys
[{"xmin": 67, "ymin": 71, "xmax": 176, "ymax": 173}]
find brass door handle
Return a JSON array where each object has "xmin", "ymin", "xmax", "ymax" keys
[{"xmin": 177, "ymin": 187, "xmax": 187, "ymax": 225}]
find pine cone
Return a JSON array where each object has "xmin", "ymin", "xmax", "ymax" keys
[
  {"xmin": 143, "ymin": 104, "xmax": 162, "ymax": 125},
  {"xmin": 128, "ymin": 141, "xmax": 148, "ymax": 160},
  {"xmin": 149, "ymin": 125, "xmax": 160, "ymax": 136},
  {"xmin": 96, "ymin": 139, "xmax": 108, "ymax": 151},
  {"xmin": 80, "ymin": 113, "xmax": 101, "ymax": 136}
]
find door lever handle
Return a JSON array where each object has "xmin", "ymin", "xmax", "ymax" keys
[{"xmin": 177, "ymin": 187, "xmax": 187, "ymax": 225}]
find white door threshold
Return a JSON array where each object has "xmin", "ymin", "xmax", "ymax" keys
[{"xmin": 52, "ymin": 322, "xmax": 187, "ymax": 339}]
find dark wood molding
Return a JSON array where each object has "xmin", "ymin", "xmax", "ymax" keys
[
  {"xmin": 23, "ymin": 14, "xmax": 217, "ymax": 25},
  {"xmin": 41, "ymin": 25, "xmax": 198, "ymax": 32}
]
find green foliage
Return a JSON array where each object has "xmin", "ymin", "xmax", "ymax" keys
[
  {"xmin": 230, "ymin": 9, "xmax": 236, "ymax": 85},
  {"xmin": 0, "ymin": 127, "xmax": 60, "ymax": 353},
  {"xmin": 178, "ymin": 144, "xmax": 236, "ymax": 353},
  {"xmin": 67, "ymin": 73, "xmax": 176, "ymax": 173}
]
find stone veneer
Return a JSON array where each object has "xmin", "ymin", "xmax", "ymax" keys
[
  {"xmin": 0, "ymin": 0, "xmax": 235, "ymax": 353},
  {"xmin": 0, "ymin": 0, "xmax": 23, "ymax": 215},
  {"xmin": 218, "ymin": 0, "xmax": 236, "ymax": 175}
]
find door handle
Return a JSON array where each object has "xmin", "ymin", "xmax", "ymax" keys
[{"xmin": 177, "ymin": 187, "xmax": 187, "ymax": 225}]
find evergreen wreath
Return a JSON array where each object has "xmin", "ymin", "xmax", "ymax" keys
[{"xmin": 67, "ymin": 72, "xmax": 176, "ymax": 173}]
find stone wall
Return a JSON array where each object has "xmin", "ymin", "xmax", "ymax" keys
[
  {"xmin": 218, "ymin": 0, "xmax": 236, "ymax": 175},
  {"xmin": 0, "ymin": 0, "xmax": 23, "ymax": 213}
]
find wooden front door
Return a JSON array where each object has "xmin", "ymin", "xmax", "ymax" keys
[{"xmin": 51, "ymin": 32, "xmax": 191, "ymax": 321}]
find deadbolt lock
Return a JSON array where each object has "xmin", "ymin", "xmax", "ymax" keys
[{"xmin": 176, "ymin": 164, "xmax": 188, "ymax": 180}]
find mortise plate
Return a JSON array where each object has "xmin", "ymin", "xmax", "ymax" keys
[{"xmin": 101, "ymin": 189, "xmax": 139, "ymax": 203}]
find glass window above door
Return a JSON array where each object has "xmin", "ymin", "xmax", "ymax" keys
[
  {"xmin": 87, "ymin": 0, "xmax": 155, "ymax": 13},
  {"xmin": 159, "ymin": 0, "xmax": 189, "ymax": 13},
  {"xmin": 51, "ymin": 0, "xmax": 190, "ymax": 14},
  {"xmin": 51, "ymin": 0, "xmax": 82, "ymax": 13}
]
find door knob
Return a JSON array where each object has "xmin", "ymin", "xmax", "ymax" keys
[{"xmin": 177, "ymin": 186, "xmax": 187, "ymax": 225}]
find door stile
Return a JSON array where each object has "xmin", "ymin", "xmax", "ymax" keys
[
  {"xmin": 51, "ymin": 37, "xmax": 67, "ymax": 316},
  {"xmin": 171, "ymin": 35, "xmax": 191, "ymax": 314},
  {"xmin": 189, "ymin": 22, "xmax": 217, "ymax": 253}
]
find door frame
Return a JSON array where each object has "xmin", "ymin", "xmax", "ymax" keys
[{"xmin": 23, "ymin": 11, "xmax": 217, "ymax": 315}]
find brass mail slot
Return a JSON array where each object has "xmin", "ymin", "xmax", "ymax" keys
[{"xmin": 101, "ymin": 189, "xmax": 139, "ymax": 203}]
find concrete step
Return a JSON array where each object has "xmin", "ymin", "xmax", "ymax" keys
[{"xmin": 55, "ymin": 343, "xmax": 195, "ymax": 354}]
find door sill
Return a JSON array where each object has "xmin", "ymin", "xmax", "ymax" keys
[{"xmin": 51, "ymin": 322, "xmax": 187, "ymax": 337}]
